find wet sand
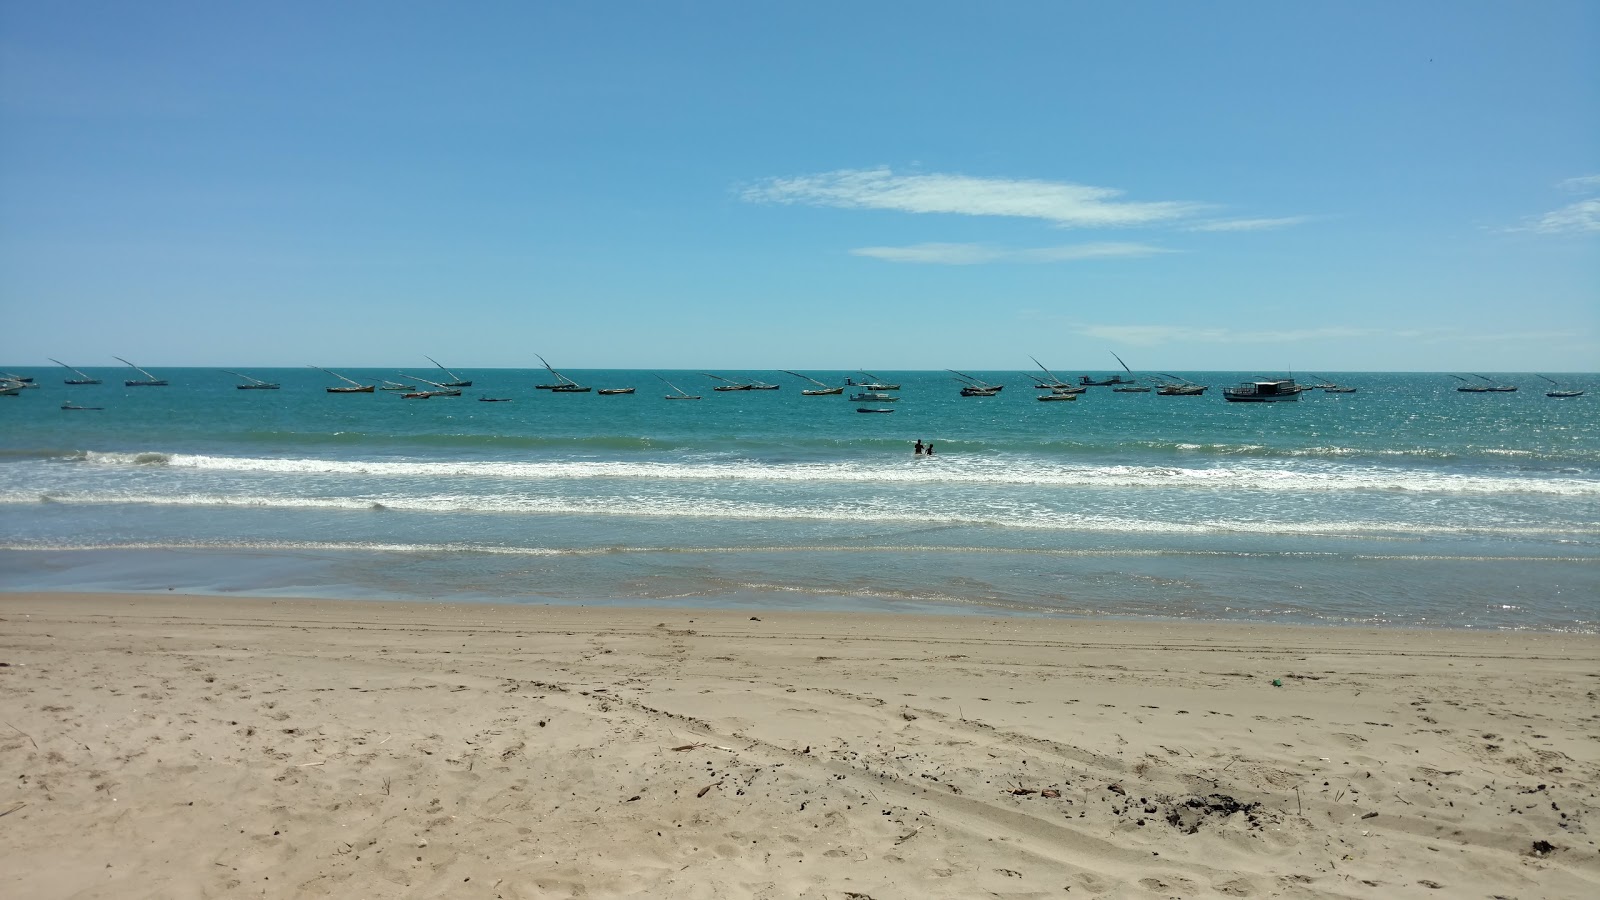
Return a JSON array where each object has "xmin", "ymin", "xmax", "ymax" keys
[{"xmin": 1, "ymin": 592, "xmax": 1596, "ymax": 898}]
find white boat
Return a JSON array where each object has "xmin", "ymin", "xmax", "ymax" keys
[
  {"xmin": 849, "ymin": 392, "xmax": 897, "ymax": 402},
  {"xmin": 658, "ymin": 375, "xmax": 701, "ymax": 400},
  {"xmin": 1223, "ymin": 379, "xmax": 1300, "ymax": 402},
  {"xmin": 115, "ymin": 356, "xmax": 168, "ymax": 387},
  {"xmin": 222, "ymin": 370, "xmax": 281, "ymax": 390},
  {"xmin": 783, "ymin": 370, "xmax": 844, "ymax": 395},
  {"xmin": 425, "ymin": 355, "xmax": 472, "ymax": 387},
  {"xmin": 50, "ymin": 359, "xmax": 102, "ymax": 385},
  {"xmin": 847, "ymin": 372, "xmax": 900, "ymax": 390},
  {"xmin": 597, "ymin": 387, "xmax": 635, "ymax": 395}
]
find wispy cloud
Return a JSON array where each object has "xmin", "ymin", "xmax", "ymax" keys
[
  {"xmin": 1066, "ymin": 323, "xmax": 1582, "ymax": 347},
  {"xmin": 1509, "ymin": 176, "xmax": 1600, "ymax": 234},
  {"xmin": 850, "ymin": 241, "xmax": 1170, "ymax": 265},
  {"xmin": 743, "ymin": 168, "xmax": 1206, "ymax": 227},
  {"xmin": 1184, "ymin": 216, "xmax": 1312, "ymax": 233}
]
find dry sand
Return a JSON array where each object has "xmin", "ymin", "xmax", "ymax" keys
[{"xmin": 1, "ymin": 592, "xmax": 1596, "ymax": 899}]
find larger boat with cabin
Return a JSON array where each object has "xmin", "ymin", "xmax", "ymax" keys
[{"xmin": 1223, "ymin": 378, "xmax": 1301, "ymax": 402}]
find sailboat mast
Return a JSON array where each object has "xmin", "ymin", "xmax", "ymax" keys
[
  {"xmin": 114, "ymin": 356, "xmax": 159, "ymax": 380},
  {"xmin": 50, "ymin": 358, "xmax": 95, "ymax": 380},
  {"xmin": 426, "ymin": 356, "xmax": 462, "ymax": 381}
]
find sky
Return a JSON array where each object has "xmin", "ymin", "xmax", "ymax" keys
[{"xmin": 1, "ymin": 1, "xmax": 1596, "ymax": 372}]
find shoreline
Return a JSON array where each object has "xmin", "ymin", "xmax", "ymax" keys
[{"xmin": 2, "ymin": 592, "xmax": 1597, "ymax": 898}]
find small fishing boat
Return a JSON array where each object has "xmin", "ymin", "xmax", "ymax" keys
[
  {"xmin": 537, "ymin": 354, "xmax": 590, "ymax": 393},
  {"xmin": 1106, "ymin": 353, "xmax": 1149, "ymax": 392},
  {"xmin": 703, "ymin": 373, "xmax": 780, "ymax": 391},
  {"xmin": 1539, "ymin": 375, "xmax": 1584, "ymax": 398},
  {"xmin": 846, "ymin": 372, "xmax": 900, "ymax": 391},
  {"xmin": 1037, "ymin": 392, "xmax": 1078, "ymax": 401},
  {"xmin": 478, "ymin": 395, "xmax": 513, "ymax": 402},
  {"xmin": 1, "ymin": 373, "xmax": 34, "ymax": 383},
  {"xmin": 397, "ymin": 374, "xmax": 463, "ymax": 396},
  {"xmin": 1223, "ymin": 378, "xmax": 1301, "ymax": 402},
  {"xmin": 1, "ymin": 382, "xmax": 24, "ymax": 397},
  {"xmin": 380, "ymin": 380, "xmax": 417, "ymax": 392},
  {"xmin": 1305, "ymin": 374, "xmax": 1356, "ymax": 393},
  {"xmin": 783, "ymin": 371, "xmax": 845, "ymax": 395},
  {"xmin": 60, "ymin": 402, "xmax": 103, "ymax": 410},
  {"xmin": 597, "ymin": 387, "xmax": 636, "ymax": 395},
  {"xmin": 310, "ymin": 366, "xmax": 375, "ymax": 393},
  {"xmin": 1450, "ymin": 375, "xmax": 1491, "ymax": 393},
  {"xmin": 850, "ymin": 391, "xmax": 897, "ymax": 402},
  {"xmin": 1112, "ymin": 385, "xmax": 1152, "ymax": 393},
  {"xmin": 222, "ymin": 370, "xmax": 280, "ymax": 390},
  {"xmin": 1079, "ymin": 374, "xmax": 1134, "ymax": 386},
  {"xmin": 115, "ymin": 357, "xmax": 168, "ymax": 387},
  {"xmin": 1155, "ymin": 374, "xmax": 1208, "ymax": 396},
  {"xmin": 425, "ymin": 356, "xmax": 472, "ymax": 387},
  {"xmin": 658, "ymin": 375, "xmax": 701, "ymax": 400},
  {"xmin": 50, "ymin": 359, "xmax": 102, "ymax": 385},
  {"xmin": 1030, "ymin": 357, "xmax": 1084, "ymax": 392},
  {"xmin": 959, "ymin": 386, "xmax": 1000, "ymax": 397},
  {"xmin": 856, "ymin": 407, "xmax": 895, "ymax": 413},
  {"xmin": 949, "ymin": 369, "xmax": 1003, "ymax": 393},
  {"xmin": 1473, "ymin": 374, "xmax": 1517, "ymax": 392}
]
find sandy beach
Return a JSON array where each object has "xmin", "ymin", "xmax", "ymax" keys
[{"xmin": 1, "ymin": 593, "xmax": 1595, "ymax": 898}]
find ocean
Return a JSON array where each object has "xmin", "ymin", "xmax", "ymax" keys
[{"xmin": 1, "ymin": 367, "xmax": 1595, "ymax": 631}]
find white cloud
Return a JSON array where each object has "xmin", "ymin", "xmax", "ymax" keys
[
  {"xmin": 1518, "ymin": 198, "xmax": 1600, "ymax": 234},
  {"xmin": 850, "ymin": 241, "xmax": 1170, "ymax": 265},
  {"xmin": 743, "ymin": 168, "xmax": 1205, "ymax": 227},
  {"xmin": 1184, "ymin": 216, "xmax": 1312, "ymax": 232},
  {"xmin": 1559, "ymin": 174, "xmax": 1600, "ymax": 192}
]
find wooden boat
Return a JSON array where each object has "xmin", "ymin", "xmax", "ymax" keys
[
  {"xmin": 597, "ymin": 387, "xmax": 636, "ymax": 395},
  {"xmin": 1224, "ymin": 379, "xmax": 1301, "ymax": 402},
  {"xmin": 949, "ymin": 369, "xmax": 1003, "ymax": 393},
  {"xmin": 1112, "ymin": 385, "xmax": 1152, "ymax": 393},
  {"xmin": 478, "ymin": 396, "xmax": 513, "ymax": 402},
  {"xmin": 959, "ymin": 386, "xmax": 1000, "ymax": 397},
  {"xmin": 1, "ymin": 372, "xmax": 34, "ymax": 383},
  {"xmin": 850, "ymin": 392, "xmax": 897, "ymax": 402},
  {"xmin": 1155, "ymin": 374, "xmax": 1208, "ymax": 396},
  {"xmin": 1105, "ymin": 353, "xmax": 1150, "ymax": 392},
  {"xmin": 398, "ymin": 374, "xmax": 462, "ymax": 396},
  {"xmin": 222, "ymin": 370, "xmax": 280, "ymax": 390},
  {"xmin": 380, "ymin": 380, "xmax": 416, "ymax": 392},
  {"xmin": 1037, "ymin": 392, "xmax": 1078, "ymax": 401},
  {"xmin": 402, "ymin": 390, "xmax": 451, "ymax": 399},
  {"xmin": 847, "ymin": 372, "xmax": 900, "ymax": 390},
  {"xmin": 115, "ymin": 357, "xmax": 168, "ymax": 387},
  {"xmin": 1304, "ymin": 374, "xmax": 1356, "ymax": 393},
  {"xmin": 1079, "ymin": 374, "xmax": 1134, "ymax": 386},
  {"xmin": 703, "ymin": 373, "xmax": 780, "ymax": 391},
  {"xmin": 425, "ymin": 356, "xmax": 472, "ymax": 387},
  {"xmin": 783, "ymin": 371, "xmax": 845, "ymax": 395},
  {"xmin": 658, "ymin": 375, "xmax": 701, "ymax": 400},
  {"xmin": 50, "ymin": 359, "xmax": 102, "ymax": 385},
  {"xmin": 537, "ymin": 354, "xmax": 590, "ymax": 393},
  {"xmin": 1450, "ymin": 375, "xmax": 1491, "ymax": 393},
  {"xmin": 61, "ymin": 402, "xmax": 103, "ymax": 410},
  {"xmin": 1539, "ymin": 375, "xmax": 1584, "ymax": 398},
  {"xmin": 310, "ymin": 366, "xmax": 375, "ymax": 393},
  {"xmin": 1030, "ymin": 357, "xmax": 1083, "ymax": 392},
  {"xmin": 0, "ymin": 382, "xmax": 23, "ymax": 397},
  {"xmin": 1472, "ymin": 374, "xmax": 1517, "ymax": 392},
  {"xmin": 856, "ymin": 407, "xmax": 895, "ymax": 413}
]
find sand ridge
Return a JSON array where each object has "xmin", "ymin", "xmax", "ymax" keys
[{"xmin": 1, "ymin": 593, "xmax": 1596, "ymax": 898}]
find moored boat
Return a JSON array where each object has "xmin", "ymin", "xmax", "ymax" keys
[
  {"xmin": 537, "ymin": 354, "xmax": 590, "ymax": 393},
  {"xmin": 597, "ymin": 387, "xmax": 636, "ymax": 395},
  {"xmin": 222, "ymin": 370, "xmax": 281, "ymax": 390},
  {"xmin": 115, "ymin": 357, "xmax": 168, "ymax": 386},
  {"xmin": 847, "ymin": 372, "xmax": 900, "ymax": 391},
  {"xmin": 50, "ymin": 359, "xmax": 102, "ymax": 385},
  {"xmin": 850, "ymin": 391, "xmax": 897, "ymax": 402},
  {"xmin": 657, "ymin": 375, "xmax": 701, "ymax": 400},
  {"xmin": 397, "ymin": 373, "xmax": 463, "ymax": 396},
  {"xmin": 1037, "ymin": 392, "xmax": 1078, "ymax": 401},
  {"xmin": 784, "ymin": 371, "xmax": 845, "ymax": 395},
  {"xmin": 310, "ymin": 366, "xmax": 375, "ymax": 393},
  {"xmin": 949, "ymin": 369, "xmax": 1003, "ymax": 394},
  {"xmin": 425, "ymin": 356, "xmax": 472, "ymax": 387},
  {"xmin": 856, "ymin": 407, "xmax": 895, "ymax": 413},
  {"xmin": 1539, "ymin": 375, "xmax": 1584, "ymax": 398},
  {"xmin": 1223, "ymin": 379, "xmax": 1301, "ymax": 402}
]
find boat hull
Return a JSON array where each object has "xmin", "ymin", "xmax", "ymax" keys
[
  {"xmin": 800, "ymin": 388, "xmax": 843, "ymax": 396},
  {"xmin": 550, "ymin": 386, "xmax": 592, "ymax": 393},
  {"xmin": 597, "ymin": 388, "xmax": 635, "ymax": 395},
  {"xmin": 1037, "ymin": 393, "xmax": 1078, "ymax": 401},
  {"xmin": 236, "ymin": 384, "xmax": 280, "ymax": 390},
  {"xmin": 327, "ymin": 385, "xmax": 375, "ymax": 393},
  {"xmin": 125, "ymin": 380, "xmax": 168, "ymax": 387},
  {"xmin": 64, "ymin": 379, "xmax": 102, "ymax": 385},
  {"xmin": 856, "ymin": 407, "xmax": 894, "ymax": 413}
]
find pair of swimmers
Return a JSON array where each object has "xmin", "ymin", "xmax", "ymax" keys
[{"xmin": 913, "ymin": 440, "xmax": 935, "ymax": 456}]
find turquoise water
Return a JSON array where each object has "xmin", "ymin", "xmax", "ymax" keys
[{"xmin": 1, "ymin": 367, "xmax": 1596, "ymax": 630}]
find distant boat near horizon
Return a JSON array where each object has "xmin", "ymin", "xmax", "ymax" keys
[
  {"xmin": 1539, "ymin": 375, "xmax": 1584, "ymax": 398},
  {"xmin": 50, "ymin": 359, "xmax": 102, "ymax": 385},
  {"xmin": 658, "ymin": 375, "xmax": 701, "ymax": 400},
  {"xmin": 425, "ymin": 356, "xmax": 472, "ymax": 387},
  {"xmin": 537, "ymin": 354, "xmax": 591, "ymax": 393},
  {"xmin": 222, "ymin": 370, "xmax": 280, "ymax": 390},
  {"xmin": 114, "ymin": 357, "xmax": 167, "ymax": 387},
  {"xmin": 310, "ymin": 366, "xmax": 374, "ymax": 393}
]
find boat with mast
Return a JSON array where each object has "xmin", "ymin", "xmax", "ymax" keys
[
  {"xmin": 702, "ymin": 373, "xmax": 780, "ymax": 391},
  {"xmin": 658, "ymin": 375, "xmax": 701, "ymax": 400},
  {"xmin": 1154, "ymin": 373, "xmax": 1207, "ymax": 396},
  {"xmin": 1029, "ymin": 357, "xmax": 1086, "ymax": 394},
  {"xmin": 1449, "ymin": 375, "xmax": 1490, "ymax": 393},
  {"xmin": 0, "ymin": 380, "xmax": 24, "ymax": 397},
  {"xmin": 845, "ymin": 372, "xmax": 900, "ymax": 391},
  {"xmin": 1471, "ymin": 374, "xmax": 1517, "ymax": 392},
  {"xmin": 597, "ymin": 387, "xmax": 635, "ymax": 395},
  {"xmin": 222, "ymin": 370, "xmax": 281, "ymax": 390},
  {"xmin": 949, "ymin": 369, "xmax": 1003, "ymax": 396},
  {"xmin": 1037, "ymin": 391, "xmax": 1078, "ymax": 401},
  {"xmin": 1, "ymin": 372, "xmax": 39, "ymax": 388},
  {"xmin": 379, "ymin": 379, "xmax": 417, "ymax": 392},
  {"xmin": 309, "ymin": 366, "xmax": 374, "ymax": 393},
  {"xmin": 1305, "ymin": 373, "xmax": 1357, "ymax": 393},
  {"xmin": 782, "ymin": 371, "xmax": 844, "ymax": 395},
  {"xmin": 424, "ymin": 356, "xmax": 472, "ymax": 387},
  {"xmin": 114, "ymin": 357, "xmax": 168, "ymax": 387},
  {"xmin": 49, "ymin": 359, "xmax": 102, "ymax": 385},
  {"xmin": 1539, "ymin": 375, "xmax": 1584, "ymax": 398},
  {"xmin": 397, "ymin": 374, "xmax": 463, "ymax": 397},
  {"xmin": 1108, "ymin": 352, "xmax": 1151, "ymax": 392},
  {"xmin": 535, "ymin": 354, "xmax": 591, "ymax": 392}
]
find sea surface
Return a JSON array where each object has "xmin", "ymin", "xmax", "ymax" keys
[{"xmin": 2, "ymin": 367, "xmax": 1596, "ymax": 632}]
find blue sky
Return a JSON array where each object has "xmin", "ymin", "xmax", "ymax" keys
[{"xmin": 2, "ymin": 1, "xmax": 1595, "ymax": 371}]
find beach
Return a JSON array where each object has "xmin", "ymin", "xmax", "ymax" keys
[{"xmin": 2, "ymin": 593, "xmax": 1595, "ymax": 898}]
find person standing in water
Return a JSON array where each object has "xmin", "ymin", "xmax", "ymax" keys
[
  {"xmin": 913, "ymin": 439, "xmax": 924, "ymax": 455},
  {"xmin": 925, "ymin": 443, "xmax": 934, "ymax": 456}
]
